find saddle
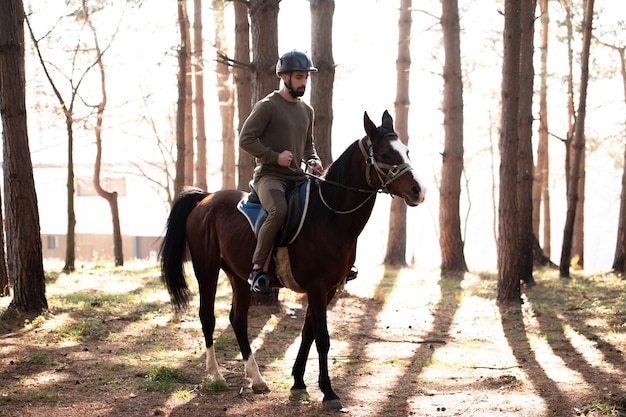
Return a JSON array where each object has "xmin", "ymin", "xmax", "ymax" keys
[{"xmin": 237, "ymin": 179, "xmax": 311, "ymax": 247}]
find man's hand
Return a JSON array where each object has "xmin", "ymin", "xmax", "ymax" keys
[
  {"xmin": 307, "ymin": 159, "xmax": 323, "ymax": 175},
  {"xmin": 278, "ymin": 150, "xmax": 294, "ymax": 167}
]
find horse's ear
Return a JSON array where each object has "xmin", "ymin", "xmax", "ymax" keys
[
  {"xmin": 364, "ymin": 111, "xmax": 376, "ymax": 138},
  {"xmin": 382, "ymin": 110, "xmax": 394, "ymax": 130}
]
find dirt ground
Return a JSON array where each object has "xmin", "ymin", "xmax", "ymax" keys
[{"xmin": 1, "ymin": 264, "xmax": 625, "ymax": 417}]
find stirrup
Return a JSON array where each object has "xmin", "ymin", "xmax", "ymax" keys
[
  {"xmin": 248, "ymin": 268, "xmax": 273, "ymax": 294},
  {"xmin": 346, "ymin": 265, "xmax": 358, "ymax": 282}
]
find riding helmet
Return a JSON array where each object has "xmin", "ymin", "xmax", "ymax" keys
[{"xmin": 276, "ymin": 50, "xmax": 318, "ymax": 76}]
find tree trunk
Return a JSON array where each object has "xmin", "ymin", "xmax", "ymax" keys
[
  {"xmin": 248, "ymin": 0, "xmax": 280, "ymax": 305},
  {"xmin": 497, "ymin": 0, "xmax": 522, "ymax": 305},
  {"xmin": 234, "ymin": 0, "xmax": 253, "ymax": 191},
  {"xmin": 0, "ymin": 0, "xmax": 47, "ymax": 312},
  {"xmin": 571, "ymin": 151, "xmax": 585, "ymax": 268},
  {"xmin": 174, "ymin": 0, "xmax": 188, "ymax": 197},
  {"xmin": 533, "ymin": 0, "xmax": 551, "ymax": 259},
  {"xmin": 559, "ymin": 0, "xmax": 594, "ymax": 278},
  {"xmin": 517, "ymin": 0, "xmax": 536, "ymax": 284},
  {"xmin": 184, "ymin": 0, "xmax": 194, "ymax": 187},
  {"xmin": 310, "ymin": 0, "xmax": 335, "ymax": 168},
  {"xmin": 194, "ymin": 0, "xmax": 208, "ymax": 191},
  {"xmin": 383, "ymin": 0, "xmax": 411, "ymax": 267},
  {"xmin": 214, "ymin": 0, "xmax": 236, "ymax": 190},
  {"xmin": 0, "ymin": 188, "xmax": 8, "ymax": 297},
  {"xmin": 63, "ymin": 116, "xmax": 77, "ymax": 273},
  {"xmin": 438, "ymin": 0, "xmax": 467, "ymax": 273},
  {"xmin": 84, "ymin": 0, "xmax": 124, "ymax": 267}
]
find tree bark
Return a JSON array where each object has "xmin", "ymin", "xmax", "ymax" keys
[
  {"xmin": 174, "ymin": 0, "xmax": 188, "ymax": 197},
  {"xmin": 0, "ymin": 0, "xmax": 47, "ymax": 312},
  {"xmin": 184, "ymin": 0, "xmax": 194, "ymax": 187},
  {"xmin": 438, "ymin": 0, "xmax": 467, "ymax": 273},
  {"xmin": 384, "ymin": 0, "xmax": 411, "ymax": 268},
  {"xmin": 559, "ymin": 0, "xmax": 594, "ymax": 278},
  {"xmin": 234, "ymin": 0, "xmax": 253, "ymax": 191},
  {"xmin": 517, "ymin": 0, "xmax": 536, "ymax": 284},
  {"xmin": 533, "ymin": 0, "xmax": 551, "ymax": 259},
  {"xmin": 194, "ymin": 0, "xmax": 208, "ymax": 191},
  {"xmin": 497, "ymin": 0, "xmax": 522, "ymax": 305},
  {"xmin": 310, "ymin": 0, "xmax": 335, "ymax": 168}
]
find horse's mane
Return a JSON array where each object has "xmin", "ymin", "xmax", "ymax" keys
[{"xmin": 318, "ymin": 139, "xmax": 361, "ymax": 208}]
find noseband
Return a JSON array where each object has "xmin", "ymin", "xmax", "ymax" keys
[{"xmin": 358, "ymin": 133, "xmax": 413, "ymax": 192}]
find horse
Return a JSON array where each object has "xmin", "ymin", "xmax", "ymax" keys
[{"xmin": 159, "ymin": 110, "xmax": 426, "ymax": 410}]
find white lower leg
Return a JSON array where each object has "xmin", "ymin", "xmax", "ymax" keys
[
  {"xmin": 245, "ymin": 353, "xmax": 270, "ymax": 393},
  {"xmin": 205, "ymin": 346, "xmax": 226, "ymax": 383}
]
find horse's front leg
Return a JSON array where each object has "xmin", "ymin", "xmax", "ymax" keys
[
  {"xmin": 300, "ymin": 287, "xmax": 342, "ymax": 409},
  {"xmin": 291, "ymin": 311, "xmax": 315, "ymax": 396}
]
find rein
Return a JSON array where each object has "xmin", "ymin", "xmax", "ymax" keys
[{"xmin": 308, "ymin": 133, "xmax": 412, "ymax": 214}]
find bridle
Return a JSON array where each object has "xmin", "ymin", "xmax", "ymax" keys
[
  {"xmin": 358, "ymin": 132, "xmax": 413, "ymax": 192},
  {"xmin": 311, "ymin": 131, "xmax": 413, "ymax": 214}
]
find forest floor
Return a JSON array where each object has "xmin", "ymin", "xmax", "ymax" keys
[{"xmin": 0, "ymin": 261, "xmax": 625, "ymax": 417}]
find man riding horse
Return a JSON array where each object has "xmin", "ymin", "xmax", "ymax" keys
[{"xmin": 239, "ymin": 50, "xmax": 324, "ymax": 293}]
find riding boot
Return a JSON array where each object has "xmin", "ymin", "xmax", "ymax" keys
[{"xmin": 248, "ymin": 268, "xmax": 273, "ymax": 294}]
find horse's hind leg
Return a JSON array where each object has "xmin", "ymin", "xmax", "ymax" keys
[
  {"xmin": 191, "ymin": 256, "xmax": 227, "ymax": 386},
  {"xmin": 227, "ymin": 273, "xmax": 270, "ymax": 394}
]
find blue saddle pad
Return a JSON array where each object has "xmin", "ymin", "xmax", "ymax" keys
[{"xmin": 237, "ymin": 179, "xmax": 311, "ymax": 247}]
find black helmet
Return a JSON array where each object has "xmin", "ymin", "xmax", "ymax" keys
[{"xmin": 276, "ymin": 50, "xmax": 317, "ymax": 76}]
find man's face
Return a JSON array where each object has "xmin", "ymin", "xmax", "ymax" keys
[{"xmin": 284, "ymin": 70, "xmax": 309, "ymax": 95}]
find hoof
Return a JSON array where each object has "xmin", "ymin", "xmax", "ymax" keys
[
  {"xmin": 289, "ymin": 388, "xmax": 310, "ymax": 401},
  {"xmin": 252, "ymin": 382, "xmax": 271, "ymax": 394},
  {"xmin": 323, "ymin": 399, "xmax": 343, "ymax": 410}
]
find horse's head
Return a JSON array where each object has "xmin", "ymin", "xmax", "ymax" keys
[{"xmin": 361, "ymin": 110, "xmax": 426, "ymax": 206}]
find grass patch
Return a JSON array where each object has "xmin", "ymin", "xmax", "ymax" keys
[{"xmin": 140, "ymin": 366, "xmax": 188, "ymax": 391}]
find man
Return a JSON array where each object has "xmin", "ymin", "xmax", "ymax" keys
[{"xmin": 239, "ymin": 50, "xmax": 324, "ymax": 293}]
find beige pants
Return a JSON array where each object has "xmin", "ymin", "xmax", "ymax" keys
[{"xmin": 253, "ymin": 175, "xmax": 291, "ymax": 267}]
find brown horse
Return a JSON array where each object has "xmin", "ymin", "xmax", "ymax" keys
[{"xmin": 160, "ymin": 110, "xmax": 426, "ymax": 409}]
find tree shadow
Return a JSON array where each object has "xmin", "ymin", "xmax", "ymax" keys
[{"xmin": 349, "ymin": 269, "xmax": 462, "ymax": 415}]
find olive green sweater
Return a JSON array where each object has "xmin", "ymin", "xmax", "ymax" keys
[{"xmin": 239, "ymin": 91, "xmax": 320, "ymax": 181}]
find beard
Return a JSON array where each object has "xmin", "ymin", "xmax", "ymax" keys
[{"xmin": 288, "ymin": 86, "xmax": 305, "ymax": 98}]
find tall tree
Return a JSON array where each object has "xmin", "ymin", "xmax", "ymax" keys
[
  {"xmin": 559, "ymin": 0, "xmax": 594, "ymax": 278},
  {"xmin": 83, "ymin": 0, "xmax": 124, "ymax": 267},
  {"xmin": 194, "ymin": 0, "xmax": 208, "ymax": 191},
  {"xmin": 516, "ymin": 0, "xmax": 536, "ymax": 284},
  {"xmin": 214, "ymin": 0, "xmax": 236, "ymax": 190},
  {"xmin": 309, "ymin": 0, "xmax": 335, "ymax": 168},
  {"xmin": 0, "ymin": 0, "xmax": 47, "ymax": 312},
  {"xmin": 234, "ymin": 0, "xmax": 253, "ymax": 191},
  {"xmin": 384, "ymin": 0, "xmax": 412, "ymax": 267},
  {"xmin": 174, "ymin": 0, "xmax": 189, "ymax": 196},
  {"xmin": 438, "ymin": 0, "xmax": 467, "ymax": 273},
  {"xmin": 532, "ymin": 0, "xmax": 551, "ymax": 259},
  {"xmin": 497, "ymin": 0, "xmax": 522, "ymax": 304},
  {"xmin": 25, "ymin": 8, "xmax": 100, "ymax": 273}
]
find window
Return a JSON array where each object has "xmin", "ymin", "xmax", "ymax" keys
[{"xmin": 46, "ymin": 235, "xmax": 58, "ymax": 250}]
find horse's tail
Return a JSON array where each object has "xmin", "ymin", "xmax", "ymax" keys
[{"xmin": 159, "ymin": 187, "xmax": 209, "ymax": 310}]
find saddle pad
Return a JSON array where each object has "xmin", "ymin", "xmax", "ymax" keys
[{"xmin": 237, "ymin": 179, "xmax": 311, "ymax": 246}]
